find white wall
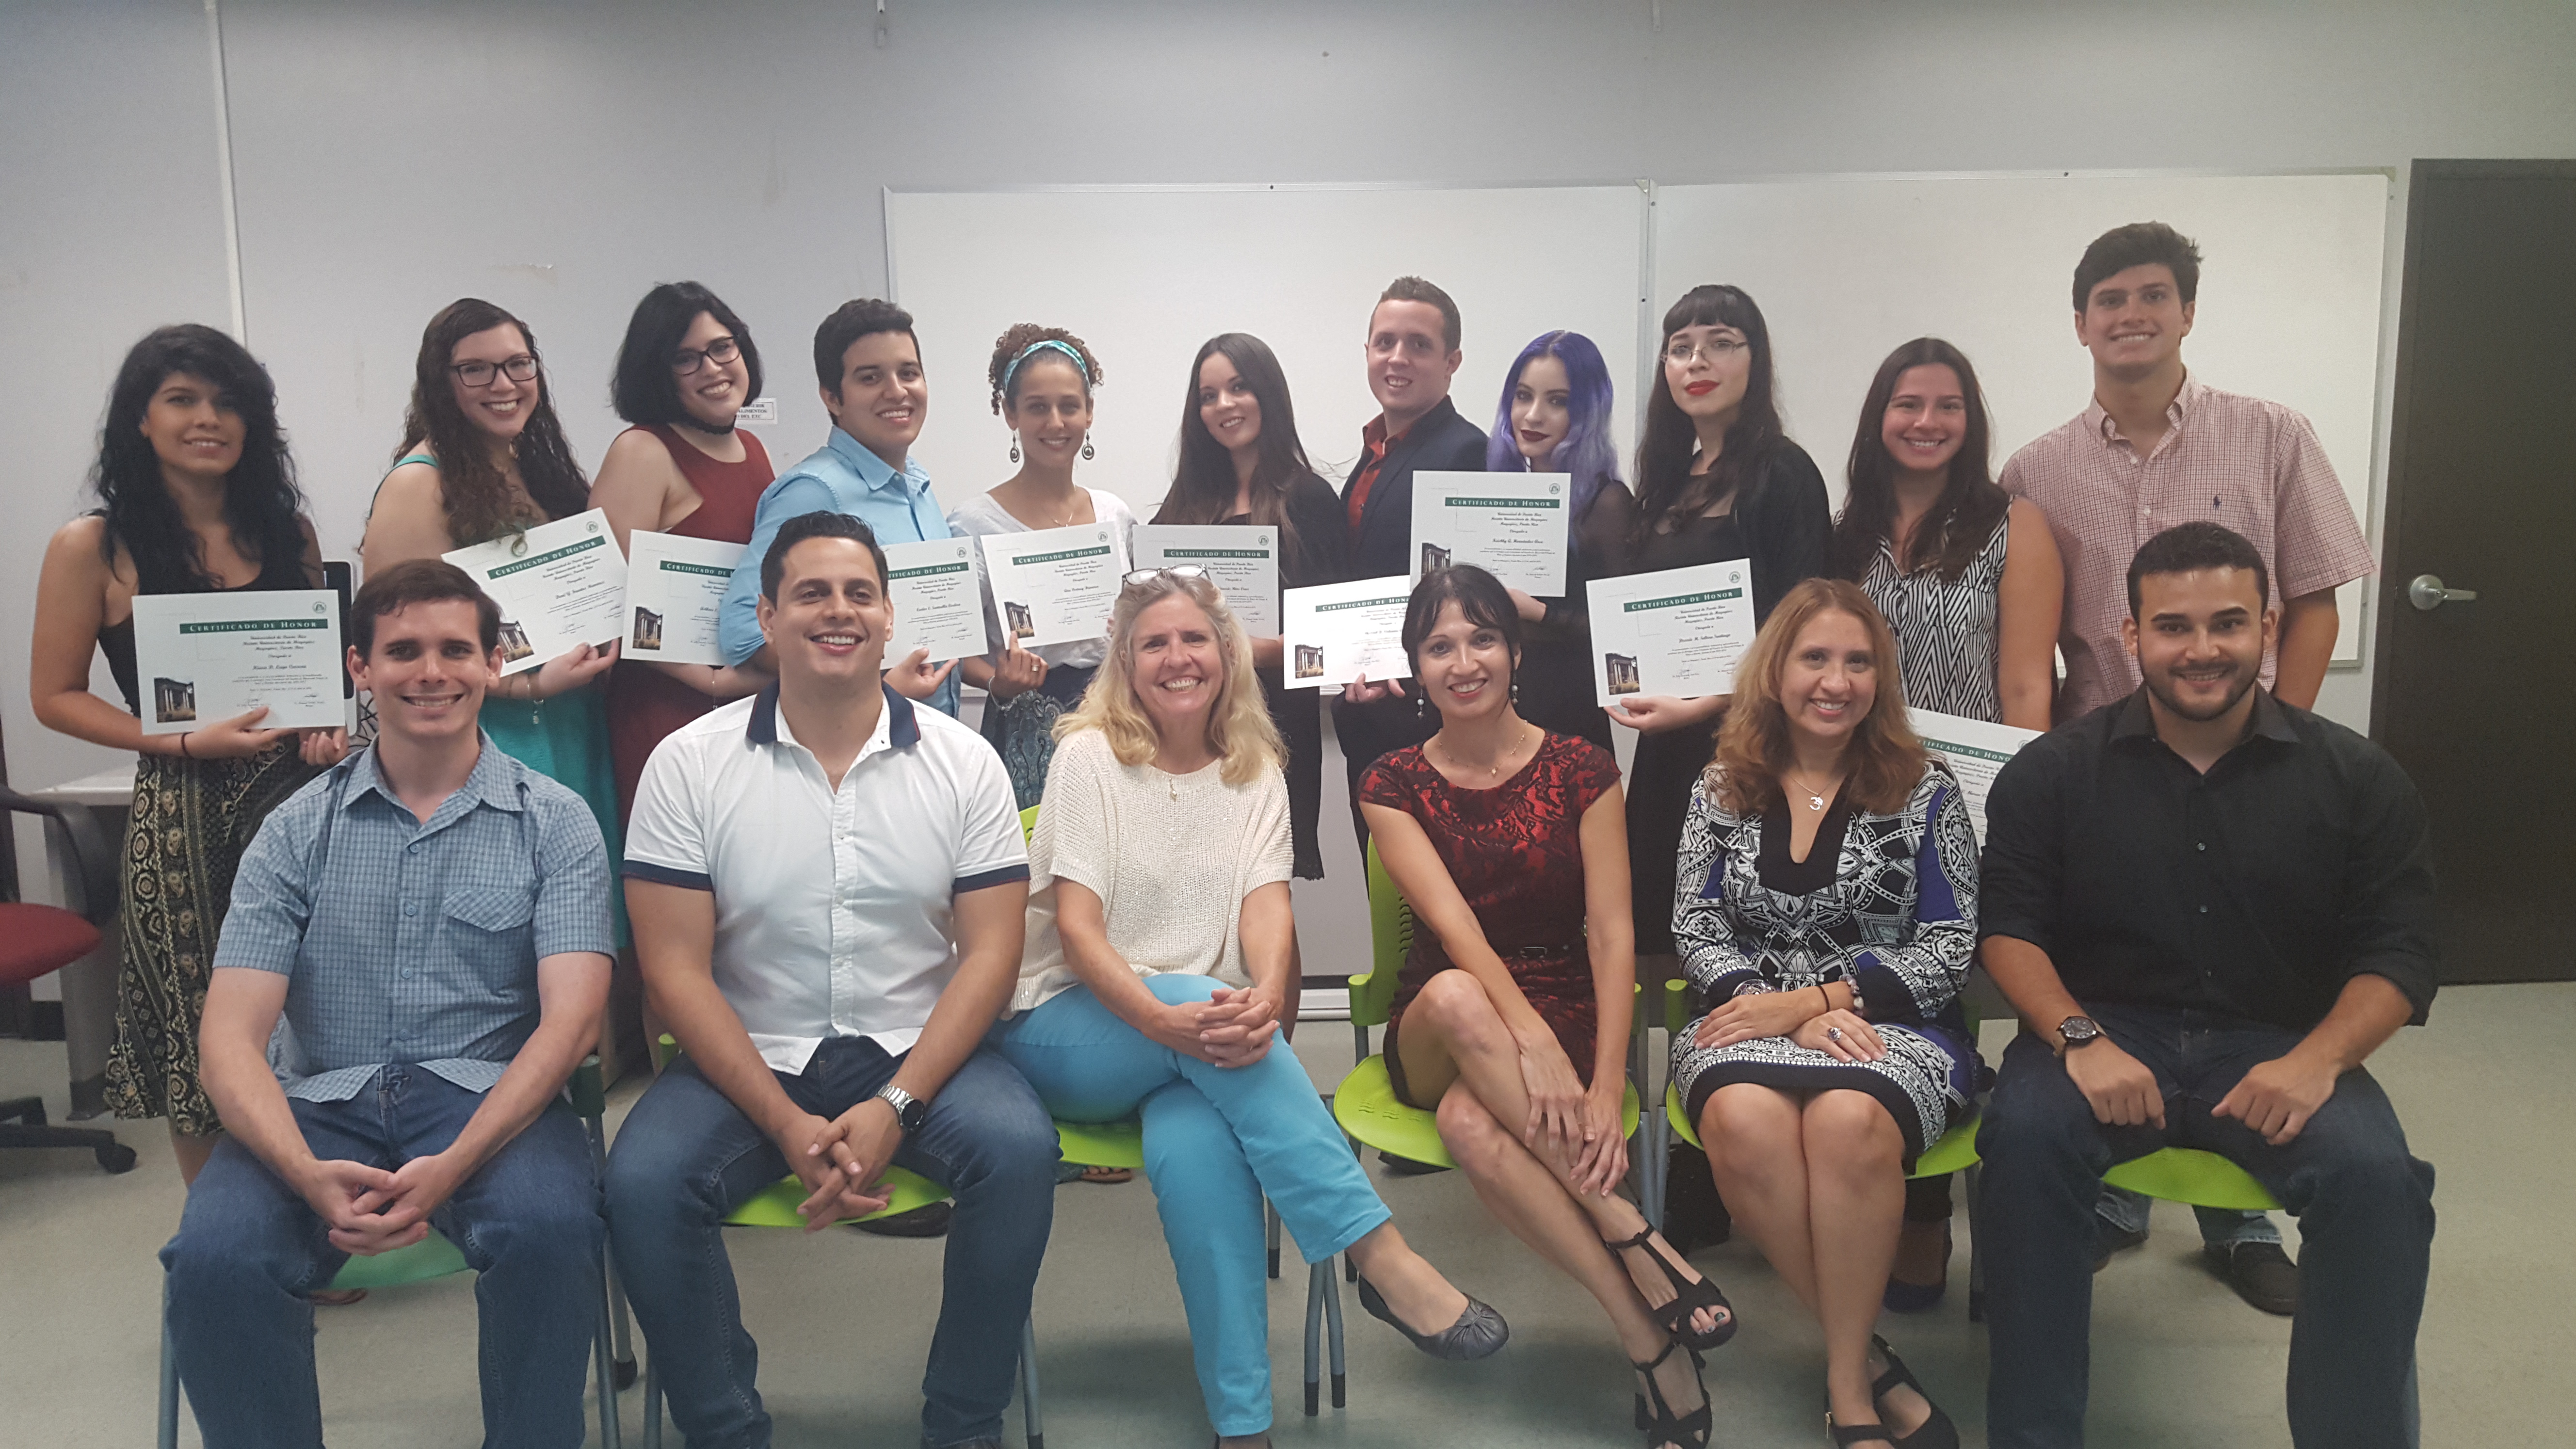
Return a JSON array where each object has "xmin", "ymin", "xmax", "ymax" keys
[{"xmin": 8, "ymin": 0, "xmax": 2574, "ymax": 803}]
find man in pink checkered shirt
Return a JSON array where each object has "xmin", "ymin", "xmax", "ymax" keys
[
  {"xmin": 2002, "ymin": 222, "xmax": 2375, "ymax": 725},
  {"xmin": 1998, "ymin": 220, "xmax": 2379, "ymax": 1320}
]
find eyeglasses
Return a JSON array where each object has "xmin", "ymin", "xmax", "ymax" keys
[
  {"xmin": 451, "ymin": 354, "xmax": 539, "ymax": 388},
  {"xmin": 1122, "ymin": 564, "xmax": 1209, "ymax": 588},
  {"xmin": 671, "ymin": 337, "xmax": 741, "ymax": 375},
  {"xmin": 1663, "ymin": 336, "xmax": 1749, "ymax": 366}
]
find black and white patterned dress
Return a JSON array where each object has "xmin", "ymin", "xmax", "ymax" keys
[
  {"xmin": 1668, "ymin": 762, "xmax": 1980, "ymax": 1162},
  {"xmin": 1858, "ymin": 515, "xmax": 2010, "ymax": 722}
]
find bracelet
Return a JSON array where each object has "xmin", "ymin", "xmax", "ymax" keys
[
  {"xmin": 177, "ymin": 730, "xmax": 193, "ymax": 759},
  {"xmin": 1814, "ymin": 983, "xmax": 1831, "ymax": 1015}
]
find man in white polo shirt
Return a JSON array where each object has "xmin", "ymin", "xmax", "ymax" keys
[{"xmin": 605, "ymin": 511, "xmax": 1056, "ymax": 1449}]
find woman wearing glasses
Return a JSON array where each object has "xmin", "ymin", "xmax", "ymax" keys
[
  {"xmin": 590, "ymin": 282, "xmax": 776, "ymax": 824},
  {"xmin": 993, "ymin": 567, "xmax": 1504, "ymax": 1449},
  {"xmin": 1615, "ymin": 286, "xmax": 1831, "ymax": 970},
  {"xmin": 362, "ymin": 299, "xmax": 622, "ymax": 907},
  {"xmin": 948, "ymin": 323, "xmax": 1140, "ymax": 807}
]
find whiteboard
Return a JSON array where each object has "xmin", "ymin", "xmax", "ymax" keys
[
  {"xmin": 1653, "ymin": 172, "xmax": 2389, "ymax": 660},
  {"xmin": 886, "ymin": 185, "xmax": 1648, "ymax": 521}
]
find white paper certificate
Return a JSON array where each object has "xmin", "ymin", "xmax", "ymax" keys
[
  {"xmin": 1409, "ymin": 471, "xmax": 1570, "ymax": 596},
  {"xmin": 129, "ymin": 590, "xmax": 344, "ymax": 734},
  {"xmin": 1908, "ymin": 709, "xmax": 2041, "ymax": 845},
  {"xmin": 623, "ymin": 532, "xmax": 744, "ymax": 667},
  {"xmin": 1129, "ymin": 524, "xmax": 1280, "ymax": 636},
  {"xmin": 1585, "ymin": 560, "xmax": 1757, "ymax": 706},
  {"xmin": 444, "ymin": 510, "xmax": 627, "ymax": 676},
  {"xmin": 883, "ymin": 537, "xmax": 987, "ymax": 662},
  {"xmin": 976, "ymin": 524, "xmax": 1128, "ymax": 650},
  {"xmin": 1279, "ymin": 575, "xmax": 1414, "ymax": 691}
]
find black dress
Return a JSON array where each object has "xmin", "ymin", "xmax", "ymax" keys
[
  {"xmin": 1511, "ymin": 480, "xmax": 1638, "ymax": 753},
  {"xmin": 1228, "ymin": 470, "xmax": 1351, "ymax": 880},
  {"xmin": 1626, "ymin": 442, "xmax": 1832, "ymax": 956}
]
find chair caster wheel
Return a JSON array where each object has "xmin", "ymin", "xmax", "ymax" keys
[
  {"xmin": 613, "ymin": 1357, "xmax": 637, "ymax": 1390},
  {"xmin": 97, "ymin": 1143, "xmax": 138, "ymax": 1174}
]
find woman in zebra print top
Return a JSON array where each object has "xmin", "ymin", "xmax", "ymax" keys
[{"xmin": 1831, "ymin": 338, "xmax": 2060, "ymax": 732}]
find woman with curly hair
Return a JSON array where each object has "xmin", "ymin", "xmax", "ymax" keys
[
  {"xmin": 362, "ymin": 299, "xmax": 622, "ymax": 925},
  {"xmin": 1670, "ymin": 578, "xmax": 1977, "ymax": 1448},
  {"xmin": 946, "ymin": 323, "xmax": 1139, "ymax": 805},
  {"xmin": 31, "ymin": 324, "xmax": 344, "ymax": 1183}
]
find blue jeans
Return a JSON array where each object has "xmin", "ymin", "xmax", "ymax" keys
[
  {"xmin": 2095, "ymin": 1184, "xmax": 2280, "ymax": 1247},
  {"xmin": 994, "ymin": 977, "xmax": 1391, "ymax": 1437},
  {"xmin": 1978, "ymin": 1004, "xmax": 2434, "ymax": 1449},
  {"xmin": 161, "ymin": 1067, "xmax": 602, "ymax": 1449},
  {"xmin": 604, "ymin": 1038, "xmax": 1057, "ymax": 1449}
]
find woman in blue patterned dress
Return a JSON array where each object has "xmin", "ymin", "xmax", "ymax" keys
[{"xmin": 1669, "ymin": 579, "xmax": 1975, "ymax": 1449}]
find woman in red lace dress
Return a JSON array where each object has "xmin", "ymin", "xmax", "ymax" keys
[{"xmin": 1358, "ymin": 565, "xmax": 1731, "ymax": 1449}]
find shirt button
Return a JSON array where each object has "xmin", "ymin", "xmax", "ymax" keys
[
  {"xmin": 2198, "ymin": 905, "xmax": 2210, "ymax": 915},
  {"xmin": 401, "ymin": 967, "xmax": 416, "ymax": 978},
  {"xmin": 403, "ymin": 903, "xmax": 418, "ymax": 917},
  {"xmin": 2196, "ymin": 842, "xmax": 2206, "ymax": 852}
]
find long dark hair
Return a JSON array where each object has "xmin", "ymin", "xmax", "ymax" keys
[
  {"xmin": 611, "ymin": 281, "xmax": 764, "ymax": 426},
  {"xmin": 1485, "ymin": 330, "xmax": 1622, "ymax": 521},
  {"xmin": 1831, "ymin": 338, "xmax": 2008, "ymax": 583},
  {"xmin": 398, "ymin": 298, "xmax": 589, "ymax": 545},
  {"xmin": 92, "ymin": 324, "xmax": 309, "ymax": 592},
  {"xmin": 1631, "ymin": 285, "xmax": 1785, "ymax": 547},
  {"xmin": 1155, "ymin": 333, "xmax": 1322, "ymax": 560}
]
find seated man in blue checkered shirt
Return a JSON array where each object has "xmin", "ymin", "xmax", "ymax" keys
[{"xmin": 161, "ymin": 560, "xmax": 616, "ymax": 1449}]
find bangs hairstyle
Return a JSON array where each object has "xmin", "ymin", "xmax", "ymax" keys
[
  {"xmin": 1487, "ymin": 330, "xmax": 1622, "ymax": 520},
  {"xmin": 612, "ymin": 281, "xmax": 764, "ymax": 426},
  {"xmin": 1399, "ymin": 564, "xmax": 1522, "ymax": 686},
  {"xmin": 1633, "ymin": 285, "xmax": 1785, "ymax": 547},
  {"xmin": 398, "ymin": 298, "xmax": 590, "ymax": 547},
  {"xmin": 349, "ymin": 559, "xmax": 499, "ymax": 658},
  {"xmin": 1057, "ymin": 570, "xmax": 1282, "ymax": 787},
  {"xmin": 1710, "ymin": 578, "xmax": 1926, "ymax": 818},
  {"xmin": 1157, "ymin": 333, "xmax": 1321, "ymax": 554},
  {"xmin": 1831, "ymin": 338, "xmax": 2007, "ymax": 583},
  {"xmin": 91, "ymin": 323, "xmax": 311, "ymax": 593}
]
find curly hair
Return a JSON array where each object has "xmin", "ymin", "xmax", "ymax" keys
[
  {"xmin": 397, "ymin": 298, "xmax": 590, "ymax": 547},
  {"xmin": 1709, "ymin": 578, "xmax": 1926, "ymax": 818},
  {"xmin": 91, "ymin": 324, "xmax": 311, "ymax": 593},
  {"xmin": 986, "ymin": 322, "xmax": 1103, "ymax": 415},
  {"xmin": 1055, "ymin": 569, "xmax": 1282, "ymax": 787}
]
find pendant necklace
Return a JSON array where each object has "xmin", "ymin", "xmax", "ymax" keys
[{"xmin": 1787, "ymin": 771, "xmax": 1838, "ymax": 812}]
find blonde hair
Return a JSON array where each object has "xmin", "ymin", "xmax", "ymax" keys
[
  {"xmin": 1709, "ymin": 577, "xmax": 1927, "ymax": 817},
  {"xmin": 1055, "ymin": 569, "xmax": 1283, "ymax": 787}
]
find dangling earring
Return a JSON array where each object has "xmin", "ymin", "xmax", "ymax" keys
[
  {"xmin": 1009, "ymin": 434, "xmax": 1020, "ymax": 464},
  {"xmin": 1510, "ymin": 679, "xmax": 1520, "ymax": 705},
  {"xmin": 1081, "ymin": 436, "xmax": 1095, "ymax": 462},
  {"xmin": 1415, "ymin": 691, "xmax": 1426, "ymax": 720}
]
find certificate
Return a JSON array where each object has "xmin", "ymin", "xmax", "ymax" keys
[
  {"xmin": 1129, "ymin": 524, "xmax": 1280, "ymax": 635},
  {"xmin": 975, "ymin": 524, "xmax": 1128, "ymax": 650},
  {"xmin": 1908, "ymin": 709, "xmax": 2041, "ymax": 845},
  {"xmin": 444, "ymin": 510, "xmax": 627, "ymax": 676},
  {"xmin": 883, "ymin": 537, "xmax": 988, "ymax": 662},
  {"xmin": 1279, "ymin": 575, "xmax": 1414, "ymax": 691},
  {"xmin": 129, "ymin": 589, "xmax": 344, "ymax": 734},
  {"xmin": 1585, "ymin": 560, "xmax": 1757, "ymax": 706},
  {"xmin": 623, "ymin": 531, "xmax": 744, "ymax": 667},
  {"xmin": 1409, "ymin": 471, "xmax": 1570, "ymax": 596}
]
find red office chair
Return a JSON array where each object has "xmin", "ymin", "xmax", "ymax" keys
[{"xmin": 0, "ymin": 784, "xmax": 136, "ymax": 1173}]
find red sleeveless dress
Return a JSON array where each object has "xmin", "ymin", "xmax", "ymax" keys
[{"xmin": 607, "ymin": 424, "xmax": 772, "ymax": 822}]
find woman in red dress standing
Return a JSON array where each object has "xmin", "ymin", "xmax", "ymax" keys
[{"xmin": 593, "ymin": 282, "xmax": 776, "ymax": 818}]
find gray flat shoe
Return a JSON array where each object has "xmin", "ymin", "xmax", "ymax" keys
[{"xmin": 1354, "ymin": 1275, "xmax": 1508, "ymax": 1360}]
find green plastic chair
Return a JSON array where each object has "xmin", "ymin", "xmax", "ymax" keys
[
  {"xmin": 2100, "ymin": 1147, "xmax": 2283, "ymax": 1212},
  {"xmin": 1653, "ymin": 978, "xmax": 1990, "ymax": 1318},
  {"xmin": 158, "ymin": 1055, "xmax": 633, "ymax": 1449}
]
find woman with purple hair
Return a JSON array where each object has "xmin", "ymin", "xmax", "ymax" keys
[{"xmin": 1483, "ymin": 330, "xmax": 1637, "ymax": 750}]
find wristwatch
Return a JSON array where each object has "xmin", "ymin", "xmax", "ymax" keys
[
  {"xmin": 874, "ymin": 1082, "xmax": 929, "ymax": 1134},
  {"xmin": 2055, "ymin": 1015, "xmax": 2104, "ymax": 1052}
]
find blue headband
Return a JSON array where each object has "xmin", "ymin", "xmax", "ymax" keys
[{"xmin": 1000, "ymin": 338, "xmax": 1090, "ymax": 401}]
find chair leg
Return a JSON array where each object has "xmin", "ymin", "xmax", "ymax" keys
[
  {"xmin": 641, "ymin": 1357, "xmax": 662, "ymax": 1449},
  {"xmin": 1321, "ymin": 1256, "xmax": 1346, "ymax": 1409},
  {"xmin": 1266, "ymin": 1199, "xmax": 1282, "ymax": 1280},
  {"xmin": 605, "ymin": 1251, "xmax": 637, "ymax": 1388},
  {"xmin": 1964, "ymin": 1160, "xmax": 1986, "ymax": 1324},
  {"xmin": 1302, "ymin": 1256, "xmax": 1325, "ymax": 1416},
  {"xmin": 158, "ymin": 1275, "xmax": 181, "ymax": 1449},
  {"xmin": 592, "ymin": 1273, "xmax": 623, "ymax": 1449},
  {"xmin": 1020, "ymin": 1315, "xmax": 1045, "ymax": 1449}
]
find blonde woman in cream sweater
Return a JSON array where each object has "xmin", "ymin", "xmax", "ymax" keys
[{"xmin": 994, "ymin": 567, "xmax": 1505, "ymax": 1448}]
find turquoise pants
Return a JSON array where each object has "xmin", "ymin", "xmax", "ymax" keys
[{"xmin": 995, "ymin": 974, "xmax": 1390, "ymax": 1435}]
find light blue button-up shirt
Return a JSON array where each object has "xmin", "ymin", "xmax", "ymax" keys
[
  {"xmin": 718, "ymin": 426, "xmax": 961, "ymax": 717},
  {"xmin": 212, "ymin": 735, "xmax": 614, "ymax": 1101}
]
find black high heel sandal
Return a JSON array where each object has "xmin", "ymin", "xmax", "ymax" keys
[
  {"xmin": 1634, "ymin": 1338, "xmax": 1712, "ymax": 1449},
  {"xmin": 1604, "ymin": 1225, "xmax": 1738, "ymax": 1352},
  {"xmin": 1860, "ymin": 1336, "xmax": 1960, "ymax": 1449}
]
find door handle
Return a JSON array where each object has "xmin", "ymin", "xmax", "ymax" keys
[{"xmin": 2406, "ymin": 574, "xmax": 2479, "ymax": 612}]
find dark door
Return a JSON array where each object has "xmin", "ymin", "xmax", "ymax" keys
[{"xmin": 2371, "ymin": 161, "xmax": 2576, "ymax": 983}]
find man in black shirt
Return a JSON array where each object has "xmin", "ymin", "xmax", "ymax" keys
[{"xmin": 1977, "ymin": 522, "xmax": 2436, "ymax": 1449}]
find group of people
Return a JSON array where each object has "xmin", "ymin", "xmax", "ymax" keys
[{"xmin": 29, "ymin": 216, "xmax": 2438, "ymax": 1449}]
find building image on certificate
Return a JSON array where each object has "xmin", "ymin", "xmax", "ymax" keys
[
  {"xmin": 1003, "ymin": 599, "xmax": 1035, "ymax": 638},
  {"xmin": 1294, "ymin": 644, "xmax": 1325, "ymax": 679},
  {"xmin": 495, "ymin": 619, "xmax": 535, "ymax": 664},
  {"xmin": 1604, "ymin": 652, "xmax": 1641, "ymax": 696},
  {"xmin": 1419, "ymin": 542, "xmax": 1452, "ymax": 574},
  {"xmin": 152, "ymin": 677, "xmax": 197, "ymax": 724},
  {"xmin": 632, "ymin": 607, "xmax": 664, "ymax": 652}
]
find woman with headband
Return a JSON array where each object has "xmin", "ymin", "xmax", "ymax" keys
[
  {"xmin": 995, "ymin": 566, "xmax": 1505, "ymax": 1449},
  {"xmin": 948, "ymin": 324, "xmax": 1140, "ymax": 807}
]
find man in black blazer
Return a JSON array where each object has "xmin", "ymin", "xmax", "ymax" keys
[{"xmin": 1334, "ymin": 276, "xmax": 1490, "ymax": 847}]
